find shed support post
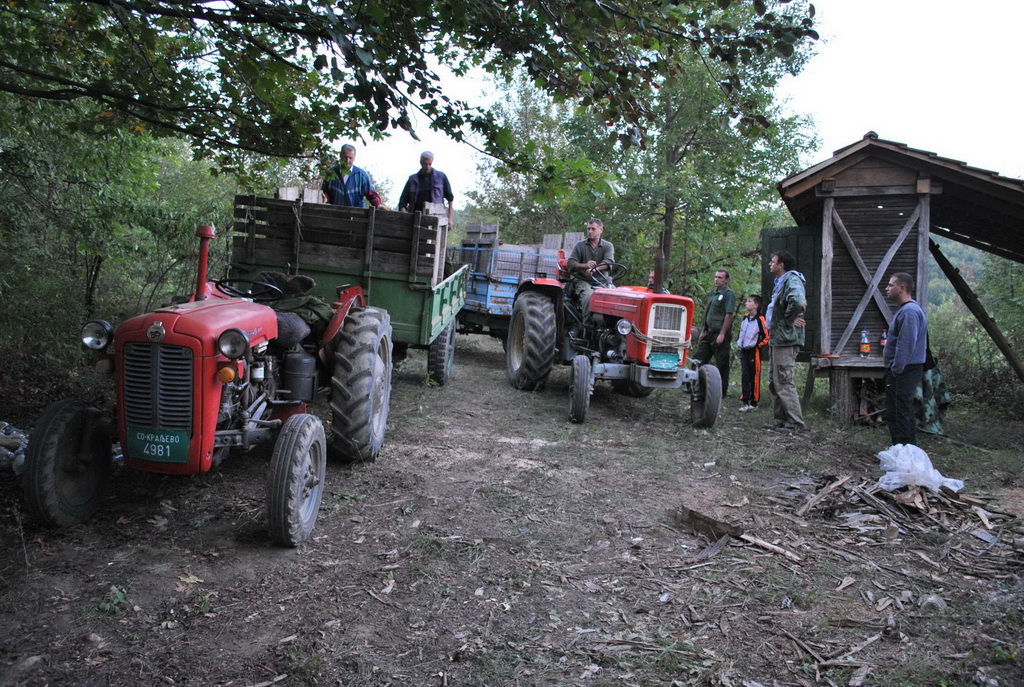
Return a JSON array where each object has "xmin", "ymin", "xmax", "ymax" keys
[
  {"xmin": 916, "ymin": 179, "xmax": 931, "ymax": 308},
  {"xmin": 830, "ymin": 368, "xmax": 853, "ymax": 424},
  {"xmin": 820, "ymin": 196, "xmax": 834, "ymax": 354}
]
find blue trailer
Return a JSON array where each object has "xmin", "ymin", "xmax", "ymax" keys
[{"xmin": 446, "ymin": 245, "xmax": 561, "ymax": 343}]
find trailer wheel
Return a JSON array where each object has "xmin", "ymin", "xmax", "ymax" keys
[
  {"xmin": 427, "ymin": 318, "xmax": 456, "ymax": 386},
  {"xmin": 690, "ymin": 364, "xmax": 722, "ymax": 429},
  {"xmin": 329, "ymin": 306, "xmax": 393, "ymax": 462},
  {"xmin": 507, "ymin": 292, "xmax": 556, "ymax": 390},
  {"xmin": 23, "ymin": 399, "xmax": 113, "ymax": 527},
  {"xmin": 568, "ymin": 355, "xmax": 593, "ymax": 424},
  {"xmin": 612, "ymin": 379, "xmax": 655, "ymax": 398},
  {"xmin": 267, "ymin": 414, "xmax": 326, "ymax": 547}
]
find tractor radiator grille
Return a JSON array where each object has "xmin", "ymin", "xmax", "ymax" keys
[
  {"xmin": 122, "ymin": 343, "xmax": 194, "ymax": 430},
  {"xmin": 647, "ymin": 303, "xmax": 689, "ymax": 357}
]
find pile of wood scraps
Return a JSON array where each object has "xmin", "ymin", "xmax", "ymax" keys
[{"xmin": 793, "ymin": 474, "xmax": 1023, "ymax": 576}]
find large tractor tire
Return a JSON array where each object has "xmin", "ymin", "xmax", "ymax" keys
[
  {"xmin": 23, "ymin": 399, "xmax": 113, "ymax": 527},
  {"xmin": 612, "ymin": 378, "xmax": 655, "ymax": 398},
  {"xmin": 690, "ymin": 364, "xmax": 723, "ymax": 429},
  {"xmin": 427, "ymin": 318, "xmax": 456, "ymax": 386},
  {"xmin": 329, "ymin": 306, "xmax": 393, "ymax": 462},
  {"xmin": 506, "ymin": 291, "xmax": 557, "ymax": 391},
  {"xmin": 267, "ymin": 414, "xmax": 327, "ymax": 547},
  {"xmin": 568, "ymin": 355, "xmax": 593, "ymax": 424}
]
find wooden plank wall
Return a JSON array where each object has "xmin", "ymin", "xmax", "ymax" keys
[{"xmin": 232, "ymin": 196, "xmax": 441, "ymax": 282}]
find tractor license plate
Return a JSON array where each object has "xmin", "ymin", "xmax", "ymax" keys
[
  {"xmin": 650, "ymin": 352, "xmax": 680, "ymax": 370},
  {"xmin": 127, "ymin": 427, "xmax": 190, "ymax": 463}
]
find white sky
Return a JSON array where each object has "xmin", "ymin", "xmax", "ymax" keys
[
  {"xmin": 776, "ymin": 0, "xmax": 1024, "ymax": 180},
  {"xmin": 349, "ymin": 0, "xmax": 1024, "ymax": 209}
]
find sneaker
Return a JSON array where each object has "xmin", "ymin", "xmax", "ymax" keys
[{"xmin": 738, "ymin": 404, "xmax": 753, "ymax": 412}]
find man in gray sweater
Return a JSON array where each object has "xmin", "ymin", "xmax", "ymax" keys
[{"xmin": 883, "ymin": 272, "xmax": 928, "ymax": 446}]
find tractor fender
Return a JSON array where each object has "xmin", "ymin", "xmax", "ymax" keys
[
  {"xmin": 319, "ymin": 286, "xmax": 367, "ymax": 367},
  {"xmin": 514, "ymin": 279, "xmax": 566, "ymax": 338}
]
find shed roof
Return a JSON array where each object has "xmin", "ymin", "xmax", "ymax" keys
[{"xmin": 777, "ymin": 132, "xmax": 1024, "ymax": 264}]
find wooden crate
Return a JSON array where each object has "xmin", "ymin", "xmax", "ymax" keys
[
  {"xmin": 276, "ymin": 186, "xmax": 323, "ymax": 203},
  {"xmin": 463, "ymin": 221, "xmax": 499, "ymax": 248},
  {"xmin": 563, "ymin": 232, "xmax": 585, "ymax": 250}
]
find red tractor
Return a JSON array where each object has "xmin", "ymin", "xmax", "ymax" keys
[
  {"xmin": 22, "ymin": 225, "xmax": 392, "ymax": 546},
  {"xmin": 505, "ymin": 260, "xmax": 722, "ymax": 427}
]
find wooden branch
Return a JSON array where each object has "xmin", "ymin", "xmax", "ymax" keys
[
  {"xmin": 783, "ymin": 629, "xmax": 826, "ymax": 664},
  {"xmin": 739, "ymin": 534, "xmax": 803, "ymax": 562},
  {"xmin": 818, "ymin": 633, "xmax": 881, "ymax": 666},
  {"xmin": 796, "ymin": 474, "xmax": 852, "ymax": 517}
]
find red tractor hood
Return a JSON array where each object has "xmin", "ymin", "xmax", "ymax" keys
[
  {"xmin": 590, "ymin": 286, "xmax": 695, "ymax": 319},
  {"xmin": 116, "ymin": 298, "xmax": 279, "ymax": 354}
]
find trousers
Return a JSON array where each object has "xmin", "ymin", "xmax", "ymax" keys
[
  {"xmin": 885, "ymin": 363, "xmax": 923, "ymax": 445},
  {"xmin": 769, "ymin": 345, "xmax": 804, "ymax": 429},
  {"xmin": 694, "ymin": 328, "xmax": 731, "ymax": 393}
]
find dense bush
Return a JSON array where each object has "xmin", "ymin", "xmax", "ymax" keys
[{"xmin": 929, "ymin": 299, "xmax": 1024, "ymax": 416}]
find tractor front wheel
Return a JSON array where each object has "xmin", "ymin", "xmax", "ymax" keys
[
  {"xmin": 507, "ymin": 292, "xmax": 557, "ymax": 390},
  {"xmin": 690, "ymin": 364, "xmax": 723, "ymax": 429},
  {"xmin": 568, "ymin": 355, "xmax": 593, "ymax": 424},
  {"xmin": 23, "ymin": 399, "xmax": 113, "ymax": 527},
  {"xmin": 267, "ymin": 414, "xmax": 327, "ymax": 547},
  {"xmin": 427, "ymin": 318, "xmax": 456, "ymax": 386},
  {"xmin": 329, "ymin": 306, "xmax": 393, "ymax": 462}
]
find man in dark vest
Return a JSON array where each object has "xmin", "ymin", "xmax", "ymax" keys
[
  {"xmin": 398, "ymin": 151, "xmax": 454, "ymax": 227},
  {"xmin": 694, "ymin": 269, "xmax": 736, "ymax": 395}
]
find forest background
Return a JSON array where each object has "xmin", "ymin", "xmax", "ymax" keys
[{"xmin": 1, "ymin": 0, "xmax": 1021, "ymax": 427}]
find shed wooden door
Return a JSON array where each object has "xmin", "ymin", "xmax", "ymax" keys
[{"xmin": 820, "ymin": 193, "xmax": 929, "ymax": 356}]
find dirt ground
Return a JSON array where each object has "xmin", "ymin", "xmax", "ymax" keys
[{"xmin": 1, "ymin": 335, "xmax": 1022, "ymax": 687}]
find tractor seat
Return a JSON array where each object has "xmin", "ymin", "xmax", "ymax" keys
[{"xmin": 556, "ymin": 249, "xmax": 570, "ymax": 282}]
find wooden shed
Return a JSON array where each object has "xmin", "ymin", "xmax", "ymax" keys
[{"xmin": 772, "ymin": 132, "xmax": 1024, "ymax": 420}]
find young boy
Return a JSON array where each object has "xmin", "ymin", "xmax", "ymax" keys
[{"xmin": 736, "ymin": 295, "xmax": 769, "ymax": 411}]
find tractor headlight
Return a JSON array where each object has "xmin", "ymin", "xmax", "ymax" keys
[
  {"xmin": 81, "ymin": 320, "xmax": 114, "ymax": 351},
  {"xmin": 616, "ymin": 319, "xmax": 633, "ymax": 336},
  {"xmin": 218, "ymin": 328, "xmax": 250, "ymax": 359}
]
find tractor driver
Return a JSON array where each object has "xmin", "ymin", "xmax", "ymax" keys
[{"xmin": 566, "ymin": 218, "xmax": 615, "ymax": 320}]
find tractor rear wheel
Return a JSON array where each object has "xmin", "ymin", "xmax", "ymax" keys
[
  {"xmin": 507, "ymin": 292, "xmax": 556, "ymax": 390},
  {"xmin": 690, "ymin": 364, "xmax": 723, "ymax": 429},
  {"xmin": 267, "ymin": 414, "xmax": 326, "ymax": 547},
  {"xmin": 568, "ymin": 355, "xmax": 593, "ymax": 424},
  {"xmin": 23, "ymin": 399, "xmax": 113, "ymax": 527},
  {"xmin": 427, "ymin": 318, "xmax": 456, "ymax": 386},
  {"xmin": 329, "ymin": 306, "xmax": 392, "ymax": 462}
]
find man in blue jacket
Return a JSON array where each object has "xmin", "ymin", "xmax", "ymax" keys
[
  {"xmin": 321, "ymin": 144, "xmax": 382, "ymax": 208},
  {"xmin": 883, "ymin": 272, "xmax": 928, "ymax": 446},
  {"xmin": 399, "ymin": 151, "xmax": 454, "ymax": 227}
]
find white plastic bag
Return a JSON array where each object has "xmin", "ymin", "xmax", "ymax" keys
[{"xmin": 876, "ymin": 444, "xmax": 964, "ymax": 493}]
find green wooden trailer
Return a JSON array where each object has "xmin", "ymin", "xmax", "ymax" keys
[{"xmin": 231, "ymin": 194, "xmax": 467, "ymax": 384}]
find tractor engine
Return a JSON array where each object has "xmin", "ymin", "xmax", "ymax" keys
[
  {"xmin": 598, "ymin": 329, "xmax": 627, "ymax": 363},
  {"xmin": 589, "ymin": 286, "xmax": 695, "ymax": 367},
  {"xmin": 109, "ymin": 297, "xmax": 281, "ymax": 476}
]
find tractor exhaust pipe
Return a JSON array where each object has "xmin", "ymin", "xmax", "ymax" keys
[{"xmin": 194, "ymin": 225, "xmax": 216, "ymax": 300}]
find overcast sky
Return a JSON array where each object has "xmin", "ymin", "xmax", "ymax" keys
[{"xmin": 350, "ymin": 0, "xmax": 1024, "ymax": 208}]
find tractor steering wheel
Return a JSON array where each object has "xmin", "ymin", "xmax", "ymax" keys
[
  {"xmin": 586, "ymin": 262, "xmax": 628, "ymax": 286},
  {"xmin": 214, "ymin": 279, "xmax": 284, "ymax": 303}
]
